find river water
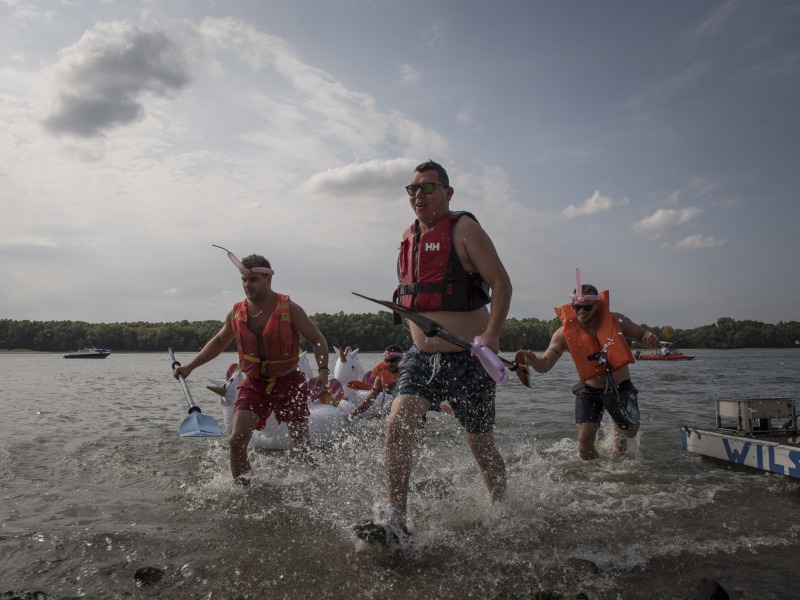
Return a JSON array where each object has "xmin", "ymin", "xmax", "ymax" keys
[{"xmin": 1, "ymin": 349, "xmax": 798, "ymax": 599}]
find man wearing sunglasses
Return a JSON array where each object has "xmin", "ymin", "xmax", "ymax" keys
[
  {"xmin": 355, "ymin": 160, "xmax": 512, "ymax": 548},
  {"xmin": 519, "ymin": 283, "xmax": 659, "ymax": 460}
]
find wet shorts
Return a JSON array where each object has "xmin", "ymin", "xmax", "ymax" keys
[
  {"xmin": 573, "ymin": 379, "xmax": 638, "ymax": 424},
  {"xmin": 394, "ymin": 346, "xmax": 496, "ymax": 434},
  {"xmin": 235, "ymin": 369, "xmax": 310, "ymax": 429}
]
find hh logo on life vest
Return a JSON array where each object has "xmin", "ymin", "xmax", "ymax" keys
[{"xmin": 424, "ymin": 242, "xmax": 440, "ymax": 252}]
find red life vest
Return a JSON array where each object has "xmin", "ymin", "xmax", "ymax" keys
[
  {"xmin": 554, "ymin": 290, "xmax": 635, "ymax": 383},
  {"xmin": 231, "ymin": 293, "xmax": 300, "ymax": 380},
  {"xmin": 394, "ymin": 211, "xmax": 490, "ymax": 312}
]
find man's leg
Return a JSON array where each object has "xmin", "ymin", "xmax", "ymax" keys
[
  {"xmin": 229, "ymin": 409, "xmax": 260, "ymax": 479},
  {"xmin": 466, "ymin": 431, "xmax": 506, "ymax": 502},
  {"xmin": 576, "ymin": 422, "xmax": 600, "ymax": 460},
  {"xmin": 614, "ymin": 421, "xmax": 640, "ymax": 454},
  {"xmin": 287, "ymin": 419, "xmax": 313, "ymax": 462},
  {"xmin": 384, "ymin": 394, "xmax": 430, "ymax": 522}
]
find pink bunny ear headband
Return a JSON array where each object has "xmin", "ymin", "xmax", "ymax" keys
[
  {"xmin": 213, "ymin": 245, "xmax": 274, "ymax": 276},
  {"xmin": 568, "ymin": 267, "xmax": 601, "ymax": 302},
  {"xmin": 383, "ymin": 351, "xmax": 405, "ymax": 359}
]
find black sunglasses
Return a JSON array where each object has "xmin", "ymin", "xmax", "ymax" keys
[
  {"xmin": 405, "ymin": 182, "xmax": 446, "ymax": 196},
  {"xmin": 385, "ymin": 357, "xmax": 400, "ymax": 363},
  {"xmin": 572, "ymin": 303, "xmax": 596, "ymax": 312}
]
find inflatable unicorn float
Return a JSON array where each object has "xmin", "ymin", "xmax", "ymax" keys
[{"xmin": 207, "ymin": 346, "xmax": 391, "ymax": 450}]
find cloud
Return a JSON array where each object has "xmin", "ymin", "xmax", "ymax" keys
[
  {"xmin": 456, "ymin": 102, "xmax": 474, "ymax": 125},
  {"xmin": 560, "ymin": 190, "xmax": 629, "ymax": 218},
  {"xmin": 43, "ymin": 22, "xmax": 190, "ymax": 138},
  {"xmin": 399, "ymin": 63, "xmax": 420, "ymax": 85},
  {"xmin": 690, "ymin": 0, "xmax": 740, "ymax": 40},
  {"xmin": 423, "ymin": 20, "xmax": 446, "ymax": 48},
  {"xmin": 739, "ymin": 51, "xmax": 800, "ymax": 80},
  {"xmin": 0, "ymin": 236, "xmax": 58, "ymax": 248},
  {"xmin": 622, "ymin": 59, "xmax": 715, "ymax": 111},
  {"xmin": 661, "ymin": 234, "xmax": 728, "ymax": 251},
  {"xmin": 632, "ymin": 207, "xmax": 703, "ymax": 239},
  {"xmin": 301, "ymin": 158, "xmax": 415, "ymax": 198}
]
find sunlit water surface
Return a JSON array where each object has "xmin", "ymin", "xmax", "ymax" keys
[{"xmin": 1, "ymin": 350, "xmax": 798, "ymax": 599}]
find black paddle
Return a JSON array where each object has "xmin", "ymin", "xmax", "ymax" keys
[
  {"xmin": 352, "ymin": 292, "xmax": 530, "ymax": 387},
  {"xmin": 168, "ymin": 347, "xmax": 223, "ymax": 437}
]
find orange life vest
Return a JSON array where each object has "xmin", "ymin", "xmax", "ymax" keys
[
  {"xmin": 231, "ymin": 293, "xmax": 300, "ymax": 380},
  {"xmin": 370, "ymin": 361, "xmax": 399, "ymax": 391},
  {"xmin": 554, "ymin": 290, "xmax": 635, "ymax": 383}
]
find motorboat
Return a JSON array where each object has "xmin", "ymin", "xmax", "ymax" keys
[
  {"xmin": 635, "ymin": 341, "xmax": 694, "ymax": 361},
  {"xmin": 682, "ymin": 396, "xmax": 799, "ymax": 479},
  {"xmin": 63, "ymin": 347, "xmax": 111, "ymax": 359}
]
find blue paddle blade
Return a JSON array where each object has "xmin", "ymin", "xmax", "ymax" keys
[{"xmin": 179, "ymin": 410, "xmax": 223, "ymax": 437}]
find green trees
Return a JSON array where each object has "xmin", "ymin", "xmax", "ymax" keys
[{"xmin": 1, "ymin": 315, "xmax": 799, "ymax": 352}]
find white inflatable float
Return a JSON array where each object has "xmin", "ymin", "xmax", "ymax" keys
[
  {"xmin": 333, "ymin": 346, "xmax": 393, "ymax": 416},
  {"xmin": 208, "ymin": 347, "xmax": 388, "ymax": 450}
]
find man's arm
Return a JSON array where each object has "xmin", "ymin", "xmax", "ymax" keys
[
  {"xmin": 290, "ymin": 301, "xmax": 330, "ymax": 381},
  {"xmin": 456, "ymin": 217, "xmax": 512, "ymax": 352},
  {"xmin": 173, "ymin": 312, "xmax": 235, "ymax": 379},
  {"xmin": 614, "ymin": 313, "xmax": 660, "ymax": 349},
  {"xmin": 521, "ymin": 327, "xmax": 567, "ymax": 374}
]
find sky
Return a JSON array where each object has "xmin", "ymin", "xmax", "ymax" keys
[{"xmin": 1, "ymin": 0, "xmax": 799, "ymax": 329}]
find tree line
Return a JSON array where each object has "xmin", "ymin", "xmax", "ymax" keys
[{"xmin": 1, "ymin": 314, "xmax": 799, "ymax": 353}]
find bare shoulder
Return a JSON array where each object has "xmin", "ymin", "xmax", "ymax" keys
[{"xmin": 452, "ymin": 212, "xmax": 486, "ymax": 237}]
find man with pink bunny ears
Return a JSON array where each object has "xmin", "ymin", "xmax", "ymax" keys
[
  {"xmin": 519, "ymin": 269, "xmax": 660, "ymax": 460},
  {"xmin": 173, "ymin": 247, "xmax": 330, "ymax": 483}
]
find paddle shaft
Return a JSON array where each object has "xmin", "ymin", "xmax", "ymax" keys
[
  {"xmin": 351, "ymin": 292, "xmax": 530, "ymax": 384},
  {"xmin": 169, "ymin": 347, "xmax": 201, "ymax": 413}
]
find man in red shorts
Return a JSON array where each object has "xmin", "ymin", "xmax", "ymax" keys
[{"xmin": 173, "ymin": 249, "xmax": 330, "ymax": 483}]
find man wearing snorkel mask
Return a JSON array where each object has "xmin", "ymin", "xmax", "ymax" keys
[{"xmin": 519, "ymin": 277, "xmax": 660, "ymax": 460}]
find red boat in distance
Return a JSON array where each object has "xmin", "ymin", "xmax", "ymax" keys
[{"xmin": 635, "ymin": 342, "xmax": 695, "ymax": 361}]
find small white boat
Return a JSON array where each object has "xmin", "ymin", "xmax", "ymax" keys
[
  {"xmin": 64, "ymin": 347, "xmax": 111, "ymax": 359},
  {"xmin": 682, "ymin": 396, "xmax": 800, "ymax": 479}
]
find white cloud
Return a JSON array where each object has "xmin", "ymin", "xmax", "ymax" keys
[
  {"xmin": 399, "ymin": 63, "xmax": 419, "ymax": 85},
  {"xmin": 690, "ymin": 0, "xmax": 740, "ymax": 40},
  {"xmin": 560, "ymin": 190, "xmax": 629, "ymax": 218},
  {"xmin": 456, "ymin": 102, "xmax": 474, "ymax": 125},
  {"xmin": 622, "ymin": 59, "xmax": 715, "ymax": 111},
  {"xmin": 632, "ymin": 207, "xmax": 703, "ymax": 239},
  {"xmin": 661, "ymin": 234, "xmax": 728, "ymax": 251},
  {"xmin": 301, "ymin": 158, "xmax": 415, "ymax": 199}
]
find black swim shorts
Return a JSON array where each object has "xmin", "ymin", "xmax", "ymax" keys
[
  {"xmin": 574, "ymin": 379, "xmax": 638, "ymax": 425},
  {"xmin": 394, "ymin": 346, "xmax": 496, "ymax": 434}
]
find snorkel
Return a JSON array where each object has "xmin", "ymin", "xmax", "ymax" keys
[
  {"xmin": 568, "ymin": 267, "xmax": 601, "ymax": 302},
  {"xmin": 213, "ymin": 244, "xmax": 274, "ymax": 276}
]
